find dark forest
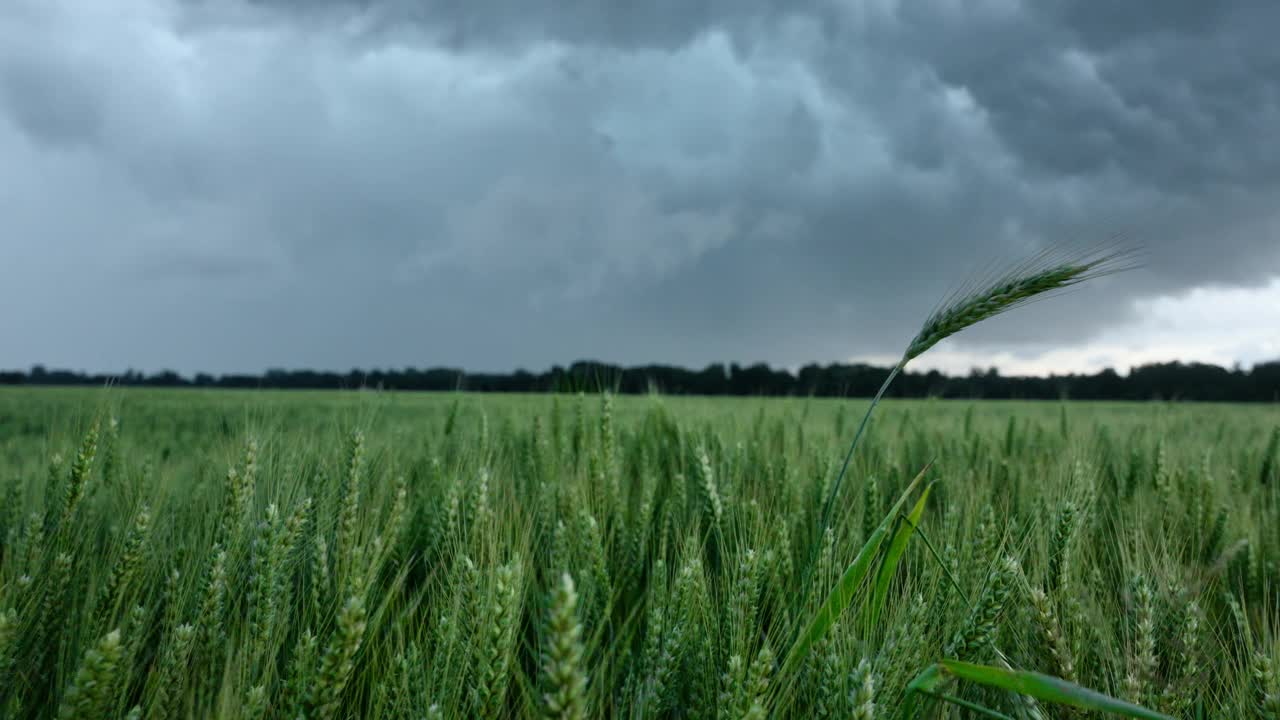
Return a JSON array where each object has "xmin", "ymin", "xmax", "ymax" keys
[{"xmin": 5, "ymin": 358, "xmax": 1278, "ymax": 401}]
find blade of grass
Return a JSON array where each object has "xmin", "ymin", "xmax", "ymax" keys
[
  {"xmin": 867, "ymin": 481, "xmax": 934, "ymax": 627},
  {"xmin": 932, "ymin": 693, "xmax": 1017, "ymax": 720},
  {"xmin": 781, "ymin": 462, "xmax": 931, "ymax": 679},
  {"xmin": 898, "ymin": 663, "xmax": 945, "ymax": 720},
  {"xmin": 911, "ymin": 660, "xmax": 1175, "ymax": 720},
  {"xmin": 907, "ymin": 520, "xmax": 969, "ymax": 606}
]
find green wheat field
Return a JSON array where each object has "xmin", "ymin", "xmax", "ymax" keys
[{"xmin": 1, "ymin": 386, "xmax": 1278, "ymax": 718}]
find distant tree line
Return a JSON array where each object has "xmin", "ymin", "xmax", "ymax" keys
[{"xmin": 2, "ymin": 359, "xmax": 1279, "ymax": 401}]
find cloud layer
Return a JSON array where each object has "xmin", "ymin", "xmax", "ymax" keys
[{"xmin": 3, "ymin": 0, "xmax": 1279, "ymax": 374}]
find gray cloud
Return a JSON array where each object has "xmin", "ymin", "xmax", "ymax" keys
[{"xmin": 2, "ymin": 0, "xmax": 1279, "ymax": 375}]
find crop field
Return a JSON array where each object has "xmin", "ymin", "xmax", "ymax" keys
[{"xmin": 1, "ymin": 386, "xmax": 1278, "ymax": 719}]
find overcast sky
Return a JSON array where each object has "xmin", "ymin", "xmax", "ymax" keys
[{"xmin": 3, "ymin": 0, "xmax": 1279, "ymax": 377}]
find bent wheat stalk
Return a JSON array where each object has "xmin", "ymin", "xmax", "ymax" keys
[{"xmin": 819, "ymin": 244, "xmax": 1134, "ymax": 529}]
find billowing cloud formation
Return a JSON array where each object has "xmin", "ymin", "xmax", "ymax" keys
[{"xmin": 2, "ymin": 0, "xmax": 1278, "ymax": 374}]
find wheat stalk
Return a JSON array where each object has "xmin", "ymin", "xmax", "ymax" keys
[
  {"xmin": 310, "ymin": 595, "xmax": 367, "ymax": 720},
  {"xmin": 904, "ymin": 251, "xmax": 1127, "ymax": 362},
  {"xmin": 57, "ymin": 628, "xmax": 123, "ymax": 720},
  {"xmin": 543, "ymin": 573, "xmax": 588, "ymax": 720},
  {"xmin": 820, "ymin": 244, "xmax": 1134, "ymax": 529}
]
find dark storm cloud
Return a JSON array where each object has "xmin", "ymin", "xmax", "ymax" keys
[
  {"xmin": 196, "ymin": 0, "xmax": 801, "ymax": 50},
  {"xmin": 2, "ymin": 0, "xmax": 1279, "ymax": 375},
  {"xmin": 0, "ymin": 56, "xmax": 104, "ymax": 146}
]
